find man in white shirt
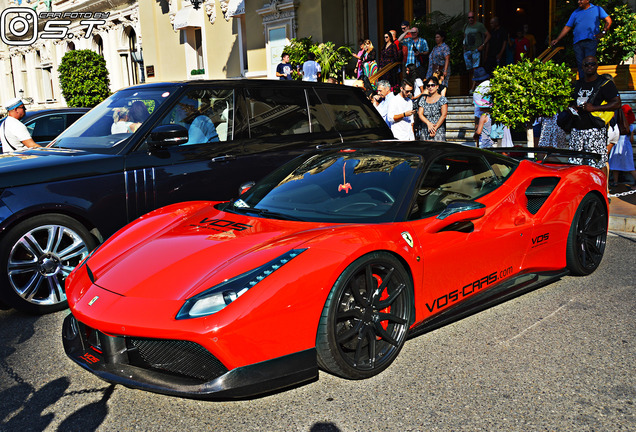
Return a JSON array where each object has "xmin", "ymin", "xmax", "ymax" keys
[
  {"xmin": 302, "ymin": 52, "xmax": 321, "ymax": 82},
  {"xmin": 1, "ymin": 97, "xmax": 40, "ymax": 152},
  {"xmin": 387, "ymin": 80, "xmax": 416, "ymax": 140},
  {"xmin": 372, "ymin": 80, "xmax": 395, "ymax": 126}
]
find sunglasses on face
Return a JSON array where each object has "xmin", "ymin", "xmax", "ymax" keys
[
  {"xmin": 426, "ymin": 84, "xmax": 437, "ymax": 87},
  {"xmin": 468, "ymin": 16, "xmax": 475, "ymax": 19},
  {"xmin": 583, "ymin": 62, "xmax": 597, "ymax": 67}
]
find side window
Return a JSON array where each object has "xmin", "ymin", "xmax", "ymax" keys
[
  {"xmin": 485, "ymin": 154, "xmax": 517, "ymax": 182},
  {"xmin": 245, "ymin": 87, "xmax": 310, "ymax": 137},
  {"xmin": 314, "ymin": 88, "xmax": 386, "ymax": 131},
  {"xmin": 159, "ymin": 88, "xmax": 234, "ymax": 145},
  {"xmin": 26, "ymin": 115, "xmax": 66, "ymax": 142},
  {"xmin": 411, "ymin": 155, "xmax": 498, "ymax": 219}
]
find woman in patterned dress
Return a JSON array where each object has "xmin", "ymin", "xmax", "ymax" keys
[
  {"xmin": 426, "ymin": 31, "xmax": 451, "ymax": 88},
  {"xmin": 418, "ymin": 76, "xmax": 448, "ymax": 141}
]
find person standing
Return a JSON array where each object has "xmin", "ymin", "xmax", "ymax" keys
[
  {"xmin": 484, "ymin": 17, "xmax": 507, "ymax": 74},
  {"xmin": 463, "ymin": 11, "xmax": 490, "ymax": 93},
  {"xmin": 388, "ymin": 80, "xmax": 416, "ymax": 141},
  {"xmin": 1, "ymin": 97, "xmax": 40, "ymax": 152},
  {"xmin": 609, "ymin": 104, "xmax": 636, "ymax": 188},
  {"xmin": 379, "ymin": 32, "xmax": 399, "ymax": 86},
  {"xmin": 371, "ymin": 80, "xmax": 395, "ymax": 126},
  {"xmin": 276, "ymin": 53, "xmax": 293, "ymax": 80},
  {"xmin": 418, "ymin": 76, "xmax": 448, "ymax": 141},
  {"xmin": 523, "ymin": 24, "xmax": 537, "ymax": 59},
  {"xmin": 360, "ymin": 40, "xmax": 378, "ymax": 78},
  {"xmin": 472, "ymin": 67, "xmax": 490, "ymax": 128},
  {"xmin": 302, "ymin": 52, "xmax": 321, "ymax": 82},
  {"xmin": 427, "ymin": 30, "xmax": 451, "ymax": 89},
  {"xmin": 550, "ymin": 0, "xmax": 611, "ymax": 79},
  {"xmin": 399, "ymin": 27, "xmax": 429, "ymax": 70},
  {"xmin": 569, "ymin": 56, "xmax": 620, "ymax": 178}
]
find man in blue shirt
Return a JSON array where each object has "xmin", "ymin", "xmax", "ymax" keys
[
  {"xmin": 276, "ymin": 53, "xmax": 293, "ymax": 80},
  {"xmin": 551, "ymin": 0, "xmax": 611, "ymax": 79}
]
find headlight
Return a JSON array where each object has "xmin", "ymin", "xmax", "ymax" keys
[{"xmin": 176, "ymin": 249, "xmax": 306, "ymax": 319}]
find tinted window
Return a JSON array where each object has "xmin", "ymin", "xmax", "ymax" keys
[
  {"xmin": 26, "ymin": 114, "xmax": 66, "ymax": 142},
  {"xmin": 314, "ymin": 88, "xmax": 386, "ymax": 131},
  {"xmin": 245, "ymin": 87, "xmax": 310, "ymax": 137},
  {"xmin": 230, "ymin": 151, "xmax": 421, "ymax": 223},
  {"xmin": 412, "ymin": 154, "xmax": 499, "ymax": 218},
  {"xmin": 484, "ymin": 154, "xmax": 517, "ymax": 182},
  {"xmin": 158, "ymin": 88, "xmax": 234, "ymax": 144}
]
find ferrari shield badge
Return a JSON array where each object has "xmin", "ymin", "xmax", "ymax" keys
[{"xmin": 401, "ymin": 231, "xmax": 414, "ymax": 248}]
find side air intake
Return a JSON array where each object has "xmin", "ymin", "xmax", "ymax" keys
[{"xmin": 525, "ymin": 178, "xmax": 560, "ymax": 214}]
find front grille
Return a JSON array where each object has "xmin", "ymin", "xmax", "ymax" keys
[{"xmin": 127, "ymin": 338, "xmax": 228, "ymax": 382}]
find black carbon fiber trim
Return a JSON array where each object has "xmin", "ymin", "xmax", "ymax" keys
[
  {"xmin": 525, "ymin": 177, "xmax": 560, "ymax": 215},
  {"xmin": 127, "ymin": 338, "xmax": 228, "ymax": 382}
]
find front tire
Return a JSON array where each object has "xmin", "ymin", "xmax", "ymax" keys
[
  {"xmin": 0, "ymin": 214, "xmax": 97, "ymax": 314},
  {"xmin": 316, "ymin": 252, "xmax": 413, "ymax": 379},
  {"xmin": 566, "ymin": 193, "xmax": 607, "ymax": 276}
]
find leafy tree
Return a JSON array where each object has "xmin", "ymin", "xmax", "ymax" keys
[
  {"xmin": 283, "ymin": 38, "xmax": 352, "ymax": 82},
  {"xmin": 58, "ymin": 50, "xmax": 110, "ymax": 107},
  {"xmin": 489, "ymin": 58, "xmax": 574, "ymax": 130}
]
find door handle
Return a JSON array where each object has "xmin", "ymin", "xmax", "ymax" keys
[{"xmin": 211, "ymin": 155, "xmax": 237, "ymax": 162}]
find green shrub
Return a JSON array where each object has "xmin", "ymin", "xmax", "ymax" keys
[
  {"xmin": 58, "ymin": 50, "xmax": 110, "ymax": 108},
  {"xmin": 490, "ymin": 58, "xmax": 574, "ymax": 130},
  {"xmin": 283, "ymin": 37, "xmax": 352, "ymax": 82}
]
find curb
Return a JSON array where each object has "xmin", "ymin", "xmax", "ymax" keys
[{"xmin": 609, "ymin": 214, "xmax": 636, "ymax": 233}]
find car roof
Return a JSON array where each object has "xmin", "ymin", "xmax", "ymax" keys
[{"xmin": 119, "ymin": 79, "xmax": 365, "ymax": 92}]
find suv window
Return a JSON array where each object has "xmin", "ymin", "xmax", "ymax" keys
[
  {"xmin": 26, "ymin": 114, "xmax": 66, "ymax": 143},
  {"xmin": 412, "ymin": 154, "xmax": 499, "ymax": 218},
  {"xmin": 159, "ymin": 88, "xmax": 234, "ymax": 144},
  {"xmin": 245, "ymin": 87, "xmax": 312, "ymax": 137},
  {"xmin": 314, "ymin": 87, "xmax": 386, "ymax": 131}
]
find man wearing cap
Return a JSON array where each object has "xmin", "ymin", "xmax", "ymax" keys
[{"xmin": 1, "ymin": 97, "xmax": 39, "ymax": 152}]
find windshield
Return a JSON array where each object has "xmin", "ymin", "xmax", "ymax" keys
[
  {"xmin": 230, "ymin": 150, "xmax": 422, "ymax": 223},
  {"xmin": 49, "ymin": 88, "xmax": 174, "ymax": 150}
]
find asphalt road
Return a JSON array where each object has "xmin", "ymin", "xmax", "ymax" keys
[{"xmin": 1, "ymin": 233, "xmax": 635, "ymax": 432}]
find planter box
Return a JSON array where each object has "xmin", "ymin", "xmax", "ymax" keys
[{"xmin": 597, "ymin": 64, "xmax": 636, "ymax": 91}]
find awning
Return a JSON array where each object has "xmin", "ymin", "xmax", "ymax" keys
[
  {"xmin": 173, "ymin": 6, "xmax": 203, "ymax": 31},
  {"xmin": 226, "ymin": 0, "xmax": 245, "ymax": 17}
]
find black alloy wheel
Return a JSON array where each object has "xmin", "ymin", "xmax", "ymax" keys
[
  {"xmin": 566, "ymin": 193, "xmax": 607, "ymax": 276},
  {"xmin": 0, "ymin": 214, "xmax": 97, "ymax": 314},
  {"xmin": 316, "ymin": 252, "xmax": 413, "ymax": 379}
]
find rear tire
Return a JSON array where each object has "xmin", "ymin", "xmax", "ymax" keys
[
  {"xmin": 0, "ymin": 214, "xmax": 97, "ymax": 314},
  {"xmin": 316, "ymin": 252, "xmax": 413, "ymax": 379},
  {"xmin": 566, "ymin": 193, "xmax": 607, "ymax": 276}
]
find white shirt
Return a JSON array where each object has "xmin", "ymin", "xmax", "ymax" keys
[
  {"xmin": 413, "ymin": 78, "xmax": 424, "ymax": 98},
  {"xmin": 388, "ymin": 94, "xmax": 415, "ymax": 141},
  {"xmin": 302, "ymin": 60, "xmax": 321, "ymax": 82},
  {"xmin": 1, "ymin": 115, "xmax": 31, "ymax": 152},
  {"xmin": 374, "ymin": 92, "xmax": 394, "ymax": 126}
]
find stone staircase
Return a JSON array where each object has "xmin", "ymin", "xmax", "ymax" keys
[{"xmin": 445, "ymin": 96, "xmax": 475, "ymax": 145}]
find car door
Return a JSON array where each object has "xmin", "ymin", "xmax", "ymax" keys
[
  {"xmin": 123, "ymin": 86, "xmax": 250, "ymax": 220},
  {"xmin": 239, "ymin": 85, "xmax": 342, "ymax": 183},
  {"xmin": 407, "ymin": 153, "xmax": 530, "ymax": 319}
]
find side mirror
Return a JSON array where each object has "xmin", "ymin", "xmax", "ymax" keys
[
  {"xmin": 148, "ymin": 124, "xmax": 188, "ymax": 149},
  {"xmin": 425, "ymin": 200, "xmax": 486, "ymax": 233},
  {"xmin": 238, "ymin": 181, "xmax": 255, "ymax": 196}
]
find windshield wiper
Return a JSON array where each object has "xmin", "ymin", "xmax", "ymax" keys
[{"xmin": 231, "ymin": 205, "xmax": 303, "ymax": 221}]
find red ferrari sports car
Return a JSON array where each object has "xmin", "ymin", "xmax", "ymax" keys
[{"xmin": 62, "ymin": 142, "xmax": 608, "ymax": 399}]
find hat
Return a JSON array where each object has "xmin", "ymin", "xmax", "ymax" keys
[
  {"xmin": 409, "ymin": 27, "xmax": 418, "ymax": 33},
  {"xmin": 622, "ymin": 104, "xmax": 635, "ymax": 125},
  {"xmin": 4, "ymin": 97, "xmax": 24, "ymax": 111},
  {"xmin": 474, "ymin": 94, "xmax": 492, "ymax": 108},
  {"xmin": 472, "ymin": 67, "xmax": 490, "ymax": 81}
]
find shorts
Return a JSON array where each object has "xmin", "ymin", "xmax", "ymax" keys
[{"xmin": 464, "ymin": 49, "xmax": 481, "ymax": 70}]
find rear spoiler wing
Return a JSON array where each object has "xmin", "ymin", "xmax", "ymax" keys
[{"xmin": 488, "ymin": 146, "xmax": 603, "ymax": 164}]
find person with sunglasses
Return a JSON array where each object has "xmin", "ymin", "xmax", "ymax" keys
[
  {"xmin": 1, "ymin": 97, "xmax": 40, "ymax": 153},
  {"xmin": 388, "ymin": 80, "xmax": 416, "ymax": 141},
  {"xmin": 417, "ymin": 77, "xmax": 448, "ymax": 141},
  {"xmin": 569, "ymin": 55, "xmax": 620, "ymax": 179}
]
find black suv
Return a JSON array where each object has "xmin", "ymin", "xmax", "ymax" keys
[{"xmin": 0, "ymin": 80, "xmax": 392, "ymax": 313}]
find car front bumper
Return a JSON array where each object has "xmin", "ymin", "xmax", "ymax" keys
[{"xmin": 62, "ymin": 313, "xmax": 318, "ymax": 399}]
